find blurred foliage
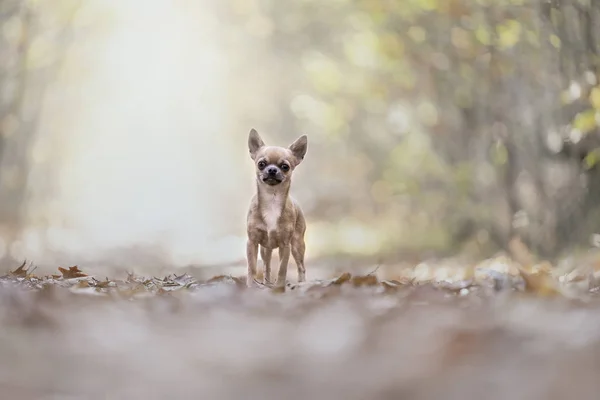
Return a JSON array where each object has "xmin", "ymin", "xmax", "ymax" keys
[
  {"xmin": 223, "ymin": 0, "xmax": 600, "ymax": 259},
  {"xmin": 2, "ymin": 0, "xmax": 600, "ymax": 264}
]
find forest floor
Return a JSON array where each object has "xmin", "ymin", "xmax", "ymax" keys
[{"xmin": 2, "ymin": 246, "xmax": 600, "ymax": 400}]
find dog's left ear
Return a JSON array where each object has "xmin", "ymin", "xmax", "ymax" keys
[{"xmin": 289, "ymin": 135, "xmax": 308, "ymax": 164}]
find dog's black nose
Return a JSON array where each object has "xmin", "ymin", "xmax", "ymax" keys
[{"xmin": 267, "ymin": 167, "xmax": 278, "ymax": 176}]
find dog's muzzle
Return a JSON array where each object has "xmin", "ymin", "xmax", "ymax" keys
[
  {"xmin": 262, "ymin": 176, "xmax": 283, "ymax": 185},
  {"xmin": 262, "ymin": 167, "xmax": 283, "ymax": 185}
]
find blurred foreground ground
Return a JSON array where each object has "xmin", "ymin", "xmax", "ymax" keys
[{"xmin": 2, "ymin": 254, "xmax": 600, "ymax": 400}]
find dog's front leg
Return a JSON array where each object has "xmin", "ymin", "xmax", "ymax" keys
[
  {"xmin": 246, "ymin": 240, "xmax": 259, "ymax": 287},
  {"xmin": 275, "ymin": 244, "xmax": 291, "ymax": 288},
  {"xmin": 260, "ymin": 246, "xmax": 273, "ymax": 285}
]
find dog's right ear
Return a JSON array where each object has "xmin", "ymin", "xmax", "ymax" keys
[{"xmin": 248, "ymin": 129, "xmax": 265, "ymax": 160}]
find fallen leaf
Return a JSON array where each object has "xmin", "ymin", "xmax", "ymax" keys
[
  {"xmin": 173, "ymin": 273, "xmax": 197, "ymax": 286},
  {"xmin": 74, "ymin": 280, "xmax": 90, "ymax": 288},
  {"xmin": 92, "ymin": 278, "xmax": 113, "ymax": 288},
  {"xmin": 9, "ymin": 261, "xmax": 29, "ymax": 278},
  {"xmin": 519, "ymin": 269, "xmax": 560, "ymax": 296},
  {"xmin": 531, "ymin": 261, "xmax": 553, "ymax": 274},
  {"xmin": 351, "ymin": 274, "xmax": 379, "ymax": 286},
  {"xmin": 58, "ymin": 266, "xmax": 87, "ymax": 279},
  {"xmin": 330, "ymin": 272, "xmax": 352, "ymax": 285}
]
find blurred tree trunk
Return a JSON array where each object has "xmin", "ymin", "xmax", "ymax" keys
[
  {"xmin": 0, "ymin": 3, "xmax": 32, "ymax": 231},
  {"xmin": 440, "ymin": 0, "xmax": 600, "ymax": 258},
  {"xmin": 0, "ymin": 0, "xmax": 78, "ymax": 264}
]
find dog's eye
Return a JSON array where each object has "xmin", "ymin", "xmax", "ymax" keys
[
  {"xmin": 281, "ymin": 164, "xmax": 290, "ymax": 172},
  {"xmin": 257, "ymin": 161, "xmax": 266, "ymax": 169}
]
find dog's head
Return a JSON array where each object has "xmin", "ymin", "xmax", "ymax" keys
[{"xmin": 248, "ymin": 129, "xmax": 308, "ymax": 187}]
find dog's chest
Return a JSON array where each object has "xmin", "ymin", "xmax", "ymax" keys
[{"xmin": 261, "ymin": 194, "xmax": 284, "ymax": 233}]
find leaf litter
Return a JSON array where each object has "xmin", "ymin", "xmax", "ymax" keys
[{"xmin": 1, "ymin": 253, "xmax": 600, "ymax": 399}]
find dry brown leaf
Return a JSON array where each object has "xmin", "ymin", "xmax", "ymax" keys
[
  {"xmin": 9, "ymin": 261, "xmax": 29, "ymax": 278},
  {"xmin": 531, "ymin": 261, "xmax": 553, "ymax": 274},
  {"xmin": 519, "ymin": 269, "xmax": 560, "ymax": 296},
  {"xmin": 330, "ymin": 272, "xmax": 352, "ymax": 285},
  {"xmin": 74, "ymin": 280, "xmax": 90, "ymax": 289},
  {"xmin": 58, "ymin": 266, "xmax": 87, "ymax": 279},
  {"xmin": 92, "ymin": 278, "xmax": 113, "ymax": 288},
  {"xmin": 462, "ymin": 265, "xmax": 476, "ymax": 280},
  {"xmin": 351, "ymin": 274, "xmax": 379, "ymax": 287}
]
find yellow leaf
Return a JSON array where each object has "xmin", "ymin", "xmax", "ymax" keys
[
  {"xmin": 497, "ymin": 20, "xmax": 521, "ymax": 49},
  {"xmin": 573, "ymin": 109, "xmax": 598, "ymax": 134},
  {"xmin": 589, "ymin": 87, "xmax": 600, "ymax": 109},
  {"xmin": 519, "ymin": 269, "xmax": 559, "ymax": 296},
  {"xmin": 474, "ymin": 26, "xmax": 491, "ymax": 45},
  {"xmin": 490, "ymin": 142, "xmax": 508, "ymax": 166},
  {"xmin": 584, "ymin": 148, "xmax": 600, "ymax": 170}
]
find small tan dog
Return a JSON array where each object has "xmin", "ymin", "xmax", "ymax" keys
[{"xmin": 246, "ymin": 128, "xmax": 308, "ymax": 288}]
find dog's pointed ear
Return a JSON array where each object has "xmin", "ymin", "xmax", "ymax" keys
[
  {"xmin": 289, "ymin": 135, "xmax": 308, "ymax": 164},
  {"xmin": 248, "ymin": 129, "xmax": 265, "ymax": 160}
]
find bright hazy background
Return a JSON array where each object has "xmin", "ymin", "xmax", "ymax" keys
[{"xmin": 1, "ymin": 0, "xmax": 600, "ymax": 272}]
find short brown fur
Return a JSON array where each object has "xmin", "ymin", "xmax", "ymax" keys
[{"xmin": 246, "ymin": 129, "xmax": 308, "ymax": 288}]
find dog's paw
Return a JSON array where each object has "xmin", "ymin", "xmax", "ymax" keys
[
  {"xmin": 274, "ymin": 279, "xmax": 287, "ymax": 289},
  {"xmin": 246, "ymin": 277, "xmax": 260, "ymax": 288}
]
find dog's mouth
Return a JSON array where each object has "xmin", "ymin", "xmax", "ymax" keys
[{"xmin": 262, "ymin": 176, "xmax": 282, "ymax": 186}]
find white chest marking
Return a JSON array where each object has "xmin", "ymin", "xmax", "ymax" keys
[{"xmin": 261, "ymin": 194, "xmax": 284, "ymax": 233}]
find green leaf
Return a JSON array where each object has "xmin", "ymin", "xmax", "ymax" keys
[
  {"xmin": 491, "ymin": 142, "xmax": 508, "ymax": 166},
  {"xmin": 573, "ymin": 109, "xmax": 598, "ymax": 134},
  {"xmin": 584, "ymin": 148, "xmax": 600, "ymax": 170},
  {"xmin": 497, "ymin": 20, "xmax": 521, "ymax": 49},
  {"xmin": 589, "ymin": 87, "xmax": 600, "ymax": 110}
]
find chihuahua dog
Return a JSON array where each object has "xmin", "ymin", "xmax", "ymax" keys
[{"xmin": 246, "ymin": 128, "xmax": 308, "ymax": 288}]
